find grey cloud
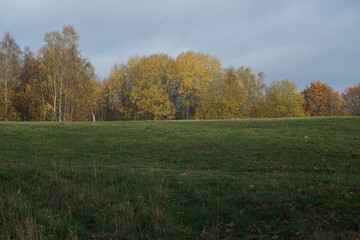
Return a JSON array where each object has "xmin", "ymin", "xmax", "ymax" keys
[{"xmin": 0, "ymin": 0, "xmax": 359, "ymax": 91}]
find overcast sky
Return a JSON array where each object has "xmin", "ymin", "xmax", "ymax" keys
[{"xmin": 1, "ymin": 0, "xmax": 359, "ymax": 92}]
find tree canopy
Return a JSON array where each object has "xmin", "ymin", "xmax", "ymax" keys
[
  {"xmin": 0, "ymin": 27, "xmax": 355, "ymax": 121},
  {"xmin": 302, "ymin": 81, "xmax": 346, "ymax": 116},
  {"xmin": 342, "ymin": 84, "xmax": 360, "ymax": 116}
]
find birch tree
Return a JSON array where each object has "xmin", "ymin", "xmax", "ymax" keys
[
  {"xmin": 39, "ymin": 26, "xmax": 98, "ymax": 121},
  {"xmin": 342, "ymin": 84, "xmax": 360, "ymax": 116},
  {"xmin": 0, "ymin": 32, "xmax": 21, "ymax": 120}
]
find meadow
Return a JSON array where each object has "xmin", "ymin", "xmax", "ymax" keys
[{"xmin": 0, "ymin": 117, "xmax": 359, "ymax": 239}]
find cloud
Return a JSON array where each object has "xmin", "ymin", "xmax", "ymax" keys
[
  {"xmin": 231, "ymin": 43, "xmax": 314, "ymax": 68},
  {"xmin": 0, "ymin": 0, "xmax": 359, "ymax": 91}
]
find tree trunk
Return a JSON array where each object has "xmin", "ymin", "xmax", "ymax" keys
[
  {"xmin": 53, "ymin": 82, "xmax": 57, "ymax": 122},
  {"xmin": 59, "ymin": 84, "xmax": 63, "ymax": 122},
  {"xmin": 92, "ymin": 112, "xmax": 96, "ymax": 122},
  {"xmin": 42, "ymin": 91, "xmax": 46, "ymax": 121},
  {"xmin": 4, "ymin": 78, "xmax": 8, "ymax": 121}
]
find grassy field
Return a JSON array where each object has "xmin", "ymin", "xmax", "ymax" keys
[{"xmin": 0, "ymin": 117, "xmax": 359, "ymax": 240}]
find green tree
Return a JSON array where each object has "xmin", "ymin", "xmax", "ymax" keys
[
  {"xmin": 195, "ymin": 67, "xmax": 248, "ymax": 119},
  {"xmin": 259, "ymin": 80, "xmax": 306, "ymax": 118},
  {"xmin": 237, "ymin": 67, "xmax": 266, "ymax": 118}
]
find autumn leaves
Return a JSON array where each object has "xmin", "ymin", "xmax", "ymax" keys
[
  {"xmin": 0, "ymin": 26, "xmax": 359, "ymax": 121},
  {"xmin": 102, "ymin": 54, "xmax": 356, "ymax": 120},
  {"xmin": 102, "ymin": 54, "xmax": 307, "ymax": 120},
  {"xmin": 0, "ymin": 26, "xmax": 97, "ymax": 121},
  {"xmin": 101, "ymin": 52, "xmax": 223, "ymax": 120}
]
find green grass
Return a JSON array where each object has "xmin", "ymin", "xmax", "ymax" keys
[{"xmin": 0, "ymin": 117, "xmax": 359, "ymax": 239}]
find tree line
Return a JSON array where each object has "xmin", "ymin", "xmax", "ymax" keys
[{"xmin": 0, "ymin": 26, "xmax": 359, "ymax": 121}]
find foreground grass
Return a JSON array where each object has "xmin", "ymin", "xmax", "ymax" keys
[{"xmin": 0, "ymin": 117, "xmax": 359, "ymax": 239}]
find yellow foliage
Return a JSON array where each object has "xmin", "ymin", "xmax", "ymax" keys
[
  {"xmin": 106, "ymin": 54, "xmax": 176, "ymax": 120},
  {"xmin": 174, "ymin": 52, "xmax": 221, "ymax": 118},
  {"xmin": 3, "ymin": 26, "xmax": 355, "ymax": 122},
  {"xmin": 39, "ymin": 25, "xmax": 100, "ymax": 121},
  {"xmin": 130, "ymin": 86, "xmax": 175, "ymax": 120},
  {"xmin": 0, "ymin": 32, "xmax": 21, "ymax": 120}
]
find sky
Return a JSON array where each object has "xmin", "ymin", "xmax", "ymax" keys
[{"xmin": 0, "ymin": 0, "xmax": 359, "ymax": 92}]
